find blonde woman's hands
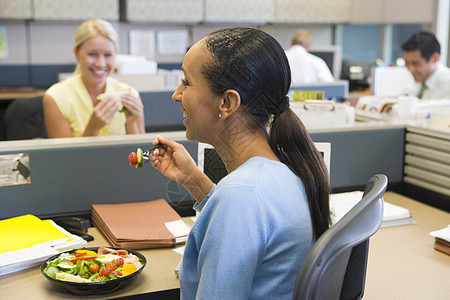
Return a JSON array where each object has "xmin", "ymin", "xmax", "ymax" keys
[
  {"xmin": 84, "ymin": 95, "xmax": 121, "ymax": 136},
  {"xmin": 121, "ymin": 92, "xmax": 144, "ymax": 123}
]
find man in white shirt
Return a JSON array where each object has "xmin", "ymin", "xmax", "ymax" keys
[
  {"xmin": 401, "ymin": 31, "xmax": 450, "ymax": 100},
  {"xmin": 285, "ymin": 30, "xmax": 334, "ymax": 85}
]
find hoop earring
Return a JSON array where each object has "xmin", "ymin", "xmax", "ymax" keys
[{"xmin": 218, "ymin": 112, "xmax": 222, "ymax": 118}]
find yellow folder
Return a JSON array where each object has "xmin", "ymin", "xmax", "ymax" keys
[{"xmin": 0, "ymin": 214, "xmax": 73, "ymax": 254}]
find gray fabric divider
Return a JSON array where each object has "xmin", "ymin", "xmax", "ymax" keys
[
  {"xmin": 310, "ymin": 128, "xmax": 405, "ymax": 190},
  {"xmin": 0, "ymin": 141, "xmax": 197, "ymax": 219},
  {"xmin": 0, "ymin": 127, "xmax": 405, "ymax": 220}
]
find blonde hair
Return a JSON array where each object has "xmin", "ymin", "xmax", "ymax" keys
[
  {"xmin": 73, "ymin": 19, "xmax": 119, "ymax": 73},
  {"xmin": 291, "ymin": 30, "xmax": 313, "ymax": 49}
]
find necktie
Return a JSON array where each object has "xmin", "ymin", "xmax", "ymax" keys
[{"xmin": 417, "ymin": 82, "xmax": 427, "ymax": 99}]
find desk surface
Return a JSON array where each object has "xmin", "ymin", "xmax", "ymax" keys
[
  {"xmin": 1, "ymin": 192, "xmax": 449, "ymax": 300},
  {"xmin": 365, "ymin": 192, "xmax": 449, "ymax": 300},
  {"xmin": 0, "ymin": 90, "xmax": 45, "ymax": 100}
]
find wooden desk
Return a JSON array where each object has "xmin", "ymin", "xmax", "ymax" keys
[
  {"xmin": 0, "ymin": 90, "xmax": 45, "ymax": 101},
  {"xmin": 1, "ymin": 193, "xmax": 448, "ymax": 299},
  {"xmin": 365, "ymin": 192, "xmax": 449, "ymax": 300},
  {"xmin": 0, "ymin": 221, "xmax": 190, "ymax": 300}
]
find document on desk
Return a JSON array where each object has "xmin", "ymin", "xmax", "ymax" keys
[
  {"xmin": 0, "ymin": 215, "xmax": 87, "ymax": 276},
  {"xmin": 430, "ymin": 225, "xmax": 450, "ymax": 255},
  {"xmin": 92, "ymin": 199, "xmax": 190, "ymax": 249},
  {"xmin": 330, "ymin": 191, "xmax": 416, "ymax": 227}
]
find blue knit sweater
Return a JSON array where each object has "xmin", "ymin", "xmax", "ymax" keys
[{"xmin": 180, "ymin": 157, "xmax": 313, "ymax": 299}]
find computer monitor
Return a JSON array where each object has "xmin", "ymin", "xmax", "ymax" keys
[
  {"xmin": 371, "ymin": 66, "xmax": 414, "ymax": 97},
  {"xmin": 309, "ymin": 45, "xmax": 342, "ymax": 80},
  {"xmin": 197, "ymin": 142, "xmax": 331, "ymax": 183}
]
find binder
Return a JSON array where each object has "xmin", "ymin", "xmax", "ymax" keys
[
  {"xmin": 0, "ymin": 214, "xmax": 86, "ymax": 276},
  {"xmin": 92, "ymin": 199, "xmax": 190, "ymax": 249}
]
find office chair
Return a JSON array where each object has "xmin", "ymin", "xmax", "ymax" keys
[
  {"xmin": 1, "ymin": 96, "xmax": 47, "ymax": 140},
  {"xmin": 293, "ymin": 174, "xmax": 388, "ymax": 300}
]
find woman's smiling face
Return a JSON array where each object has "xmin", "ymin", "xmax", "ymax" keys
[
  {"xmin": 75, "ymin": 35, "xmax": 116, "ymax": 88},
  {"xmin": 172, "ymin": 40, "xmax": 222, "ymax": 142}
]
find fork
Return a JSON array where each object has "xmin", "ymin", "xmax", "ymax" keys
[{"xmin": 143, "ymin": 144, "xmax": 162, "ymax": 162}]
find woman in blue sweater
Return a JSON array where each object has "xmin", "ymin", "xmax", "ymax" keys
[{"xmin": 150, "ymin": 27, "xmax": 330, "ymax": 299}]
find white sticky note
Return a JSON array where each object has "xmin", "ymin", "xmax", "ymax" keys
[{"xmin": 165, "ymin": 220, "xmax": 190, "ymax": 238}]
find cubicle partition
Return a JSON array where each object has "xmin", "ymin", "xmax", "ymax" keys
[
  {"xmin": 309, "ymin": 126, "xmax": 405, "ymax": 191},
  {"xmin": 0, "ymin": 124, "xmax": 406, "ymax": 221},
  {"xmin": 0, "ymin": 133, "xmax": 196, "ymax": 220},
  {"xmin": 140, "ymin": 81, "xmax": 350, "ymax": 134}
]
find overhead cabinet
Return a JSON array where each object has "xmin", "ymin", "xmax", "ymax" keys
[
  {"xmin": 0, "ymin": 0, "xmax": 119, "ymax": 21},
  {"xmin": 33, "ymin": 0, "xmax": 119, "ymax": 21},
  {"xmin": 126, "ymin": 0, "xmax": 203, "ymax": 23},
  {"xmin": 273, "ymin": 0, "xmax": 351, "ymax": 23},
  {"xmin": 205, "ymin": 0, "xmax": 274, "ymax": 23},
  {"xmin": 125, "ymin": 0, "xmax": 352, "ymax": 24},
  {"xmin": 350, "ymin": 0, "xmax": 436, "ymax": 24},
  {"xmin": 0, "ymin": 0, "xmax": 32, "ymax": 19}
]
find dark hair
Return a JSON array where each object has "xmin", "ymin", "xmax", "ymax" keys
[
  {"xmin": 401, "ymin": 31, "xmax": 441, "ymax": 61},
  {"xmin": 202, "ymin": 27, "xmax": 330, "ymax": 238}
]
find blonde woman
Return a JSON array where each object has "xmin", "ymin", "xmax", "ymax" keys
[{"xmin": 43, "ymin": 19, "xmax": 145, "ymax": 138}]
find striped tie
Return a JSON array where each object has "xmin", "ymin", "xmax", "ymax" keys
[{"xmin": 417, "ymin": 82, "xmax": 427, "ymax": 99}]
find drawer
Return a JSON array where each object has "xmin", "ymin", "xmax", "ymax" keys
[
  {"xmin": 404, "ymin": 165, "xmax": 450, "ymax": 188},
  {"xmin": 403, "ymin": 176, "xmax": 450, "ymax": 197},
  {"xmin": 404, "ymin": 154, "xmax": 450, "ymax": 177},
  {"xmin": 405, "ymin": 144, "xmax": 450, "ymax": 164},
  {"xmin": 405, "ymin": 132, "xmax": 450, "ymax": 152}
]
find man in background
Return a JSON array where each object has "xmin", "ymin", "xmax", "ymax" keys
[
  {"xmin": 401, "ymin": 31, "xmax": 450, "ymax": 100},
  {"xmin": 285, "ymin": 29, "xmax": 334, "ymax": 85}
]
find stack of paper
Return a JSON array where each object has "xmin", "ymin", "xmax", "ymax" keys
[
  {"xmin": 381, "ymin": 201, "xmax": 416, "ymax": 227},
  {"xmin": 329, "ymin": 191, "xmax": 416, "ymax": 227},
  {"xmin": 0, "ymin": 214, "xmax": 86, "ymax": 276},
  {"xmin": 92, "ymin": 199, "xmax": 190, "ymax": 249},
  {"xmin": 430, "ymin": 225, "xmax": 450, "ymax": 255}
]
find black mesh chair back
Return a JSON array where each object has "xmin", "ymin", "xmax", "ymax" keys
[{"xmin": 1, "ymin": 96, "xmax": 47, "ymax": 140}]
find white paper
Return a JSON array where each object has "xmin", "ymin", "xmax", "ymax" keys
[
  {"xmin": 329, "ymin": 191, "xmax": 364, "ymax": 224},
  {"xmin": 382, "ymin": 201, "xmax": 411, "ymax": 221},
  {"xmin": 165, "ymin": 220, "xmax": 190, "ymax": 238},
  {"xmin": 329, "ymin": 191, "xmax": 415, "ymax": 227},
  {"xmin": 0, "ymin": 222, "xmax": 87, "ymax": 276},
  {"xmin": 157, "ymin": 30, "xmax": 188, "ymax": 56},
  {"xmin": 430, "ymin": 225, "xmax": 450, "ymax": 243},
  {"xmin": 129, "ymin": 30, "xmax": 155, "ymax": 60},
  {"xmin": 172, "ymin": 246, "xmax": 185, "ymax": 256}
]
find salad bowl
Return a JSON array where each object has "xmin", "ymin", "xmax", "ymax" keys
[{"xmin": 40, "ymin": 247, "xmax": 147, "ymax": 295}]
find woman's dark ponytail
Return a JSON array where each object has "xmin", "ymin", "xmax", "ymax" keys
[{"xmin": 270, "ymin": 108, "xmax": 331, "ymax": 238}]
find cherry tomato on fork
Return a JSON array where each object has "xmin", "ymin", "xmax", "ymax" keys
[{"xmin": 128, "ymin": 152, "xmax": 138, "ymax": 166}]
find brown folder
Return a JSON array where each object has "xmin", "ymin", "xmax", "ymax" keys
[{"xmin": 92, "ymin": 199, "xmax": 185, "ymax": 249}]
